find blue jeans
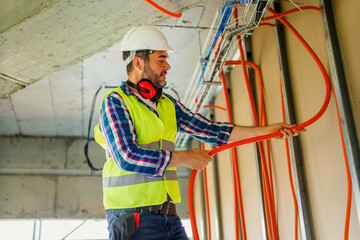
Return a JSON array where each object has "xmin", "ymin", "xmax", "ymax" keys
[{"xmin": 106, "ymin": 208, "xmax": 188, "ymax": 240}]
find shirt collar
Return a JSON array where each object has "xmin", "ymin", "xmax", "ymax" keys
[{"xmin": 120, "ymin": 81, "xmax": 133, "ymax": 96}]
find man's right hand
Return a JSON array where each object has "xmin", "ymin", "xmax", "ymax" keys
[{"xmin": 168, "ymin": 149, "xmax": 212, "ymax": 170}]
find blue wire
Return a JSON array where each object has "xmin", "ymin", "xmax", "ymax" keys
[{"xmin": 195, "ymin": 0, "xmax": 259, "ymax": 90}]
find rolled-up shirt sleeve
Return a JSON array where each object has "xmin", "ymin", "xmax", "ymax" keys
[
  {"xmin": 169, "ymin": 95, "xmax": 235, "ymax": 146},
  {"xmin": 99, "ymin": 92, "xmax": 171, "ymax": 177}
]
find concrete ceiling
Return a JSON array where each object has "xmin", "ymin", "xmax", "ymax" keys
[{"xmin": 0, "ymin": 0, "xmax": 224, "ymax": 137}]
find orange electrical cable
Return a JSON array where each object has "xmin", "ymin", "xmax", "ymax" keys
[
  {"xmin": 188, "ymin": 169, "xmax": 199, "ymax": 240},
  {"xmin": 263, "ymin": 6, "xmax": 321, "ymax": 22},
  {"xmin": 201, "ymin": 142, "xmax": 212, "ymax": 240},
  {"xmin": 332, "ymin": 92, "xmax": 352, "ymax": 240},
  {"xmin": 239, "ymin": 37, "xmax": 278, "ymax": 240},
  {"xmin": 234, "ymin": 7, "xmax": 278, "ymax": 239},
  {"xmin": 203, "ymin": 105, "xmax": 227, "ymax": 112},
  {"xmin": 215, "ymin": 34, "xmax": 224, "ymax": 60},
  {"xmin": 224, "ymin": 59, "xmax": 275, "ymax": 205},
  {"xmin": 279, "ymin": 76, "xmax": 299, "ymax": 240},
  {"xmin": 224, "ymin": 60, "xmax": 276, "ymax": 239},
  {"xmin": 267, "ymin": 7, "xmax": 331, "ymax": 134},
  {"xmin": 188, "ymin": 6, "xmax": 332, "ymax": 240},
  {"xmin": 144, "ymin": 0, "xmax": 182, "ymax": 18},
  {"xmin": 206, "ymin": 5, "xmax": 331, "ymax": 236},
  {"xmin": 220, "ymin": 71, "xmax": 245, "ymax": 240},
  {"xmin": 259, "ymin": 23, "xmax": 275, "ymax": 28},
  {"xmin": 275, "ymin": 7, "xmax": 352, "ymax": 234},
  {"xmin": 257, "ymin": 20, "xmax": 275, "ymax": 193}
]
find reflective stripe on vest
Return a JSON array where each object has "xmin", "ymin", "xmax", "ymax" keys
[
  {"xmin": 138, "ymin": 139, "xmax": 175, "ymax": 151},
  {"xmin": 103, "ymin": 139, "xmax": 177, "ymax": 189},
  {"xmin": 105, "ymin": 139, "xmax": 175, "ymax": 163},
  {"xmin": 103, "ymin": 170, "xmax": 178, "ymax": 188}
]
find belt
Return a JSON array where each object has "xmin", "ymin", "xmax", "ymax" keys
[{"xmin": 140, "ymin": 202, "xmax": 177, "ymax": 216}]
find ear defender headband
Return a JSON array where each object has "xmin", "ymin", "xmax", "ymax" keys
[{"xmin": 126, "ymin": 79, "xmax": 163, "ymax": 102}]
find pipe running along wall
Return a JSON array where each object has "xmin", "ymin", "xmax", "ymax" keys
[{"xmin": 187, "ymin": 5, "xmax": 333, "ymax": 240}]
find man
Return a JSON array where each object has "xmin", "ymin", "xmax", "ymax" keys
[{"xmin": 95, "ymin": 26, "xmax": 301, "ymax": 240}]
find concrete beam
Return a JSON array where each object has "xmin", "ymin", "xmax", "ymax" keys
[{"xmin": 0, "ymin": 0, "xmax": 202, "ymax": 97}]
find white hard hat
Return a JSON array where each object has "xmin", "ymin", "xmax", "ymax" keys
[
  {"xmin": 121, "ymin": 26, "xmax": 174, "ymax": 65},
  {"xmin": 121, "ymin": 26, "xmax": 174, "ymax": 52}
]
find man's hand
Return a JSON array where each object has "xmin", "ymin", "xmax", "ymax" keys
[
  {"xmin": 266, "ymin": 122, "xmax": 305, "ymax": 138},
  {"xmin": 168, "ymin": 149, "xmax": 212, "ymax": 170}
]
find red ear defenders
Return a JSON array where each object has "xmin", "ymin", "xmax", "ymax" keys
[{"xmin": 126, "ymin": 79, "xmax": 163, "ymax": 102}]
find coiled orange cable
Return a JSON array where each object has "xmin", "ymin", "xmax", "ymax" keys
[{"xmin": 188, "ymin": 5, "xmax": 332, "ymax": 240}]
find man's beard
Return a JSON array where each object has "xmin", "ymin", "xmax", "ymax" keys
[{"xmin": 142, "ymin": 63, "xmax": 167, "ymax": 88}]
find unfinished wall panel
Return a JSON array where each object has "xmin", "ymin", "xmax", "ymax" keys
[{"xmin": 192, "ymin": 0, "xmax": 360, "ymax": 239}]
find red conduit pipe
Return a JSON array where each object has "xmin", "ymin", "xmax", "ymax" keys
[
  {"xmin": 213, "ymin": 26, "xmax": 242, "ymax": 240},
  {"xmin": 224, "ymin": 60, "xmax": 275, "ymax": 239},
  {"xmin": 188, "ymin": 170, "xmax": 199, "ymax": 240},
  {"xmin": 279, "ymin": 77, "xmax": 299, "ymax": 240},
  {"xmin": 257, "ymin": 21, "xmax": 276, "ymax": 199},
  {"xmin": 259, "ymin": 84, "xmax": 275, "ymax": 227},
  {"xmin": 215, "ymin": 34, "xmax": 225, "ymax": 60},
  {"xmin": 272, "ymin": 7, "xmax": 352, "ymax": 238},
  {"xmin": 220, "ymin": 71, "xmax": 245, "ymax": 240},
  {"xmin": 259, "ymin": 23, "xmax": 275, "ymax": 28},
  {"xmin": 224, "ymin": 60, "xmax": 275, "ymax": 204},
  {"xmin": 263, "ymin": 6, "xmax": 320, "ymax": 22},
  {"xmin": 203, "ymin": 105, "xmax": 227, "ymax": 112},
  {"xmin": 332, "ymin": 92, "xmax": 352, "ymax": 240},
  {"xmin": 239, "ymin": 38, "xmax": 278, "ymax": 240},
  {"xmin": 188, "ymin": 6, "xmax": 332, "ymax": 240},
  {"xmin": 267, "ymin": 7, "xmax": 331, "ymax": 144},
  {"xmin": 207, "ymin": 5, "xmax": 331, "ymax": 237},
  {"xmin": 144, "ymin": 0, "xmax": 182, "ymax": 18},
  {"xmin": 234, "ymin": 8, "xmax": 278, "ymax": 239},
  {"xmin": 201, "ymin": 142, "xmax": 212, "ymax": 240}
]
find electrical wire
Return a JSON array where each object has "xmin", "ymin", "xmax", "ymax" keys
[
  {"xmin": 269, "ymin": 7, "xmax": 352, "ymax": 239},
  {"xmin": 188, "ymin": 5, "xmax": 332, "ymax": 240},
  {"xmin": 234, "ymin": 7, "xmax": 277, "ymax": 239},
  {"xmin": 202, "ymin": 141, "xmax": 212, "ymax": 240},
  {"xmin": 332, "ymin": 90, "xmax": 352, "ymax": 240},
  {"xmin": 279, "ymin": 76, "xmax": 299, "ymax": 240},
  {"xmin": 84, "ymin": 85, "xmax": 117, "ymax": 172},
  {"xmin": 220, "ymin": 71, "xmax": 244, "ymax": 240},
  {"xmin": 144, "ymin": 0, "xmax": 182, "ymax": 18},
  {"xmin": 263, "ymin": 6, "xmax": 320, "ymax": 22},
  {"xmin": 203, "ymin": 105, "xmax": 227, "ymax": 111},
  {"xmin": 224, "ymin": 60, "xmax": 276, "ymax": 240}
]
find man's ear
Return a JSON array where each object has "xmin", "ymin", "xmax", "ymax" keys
[{"xmin": 132, "ymin": 56, "xmax": 144, "ymax": 71}]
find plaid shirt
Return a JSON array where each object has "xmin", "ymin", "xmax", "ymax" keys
[{"xmin": 100, "ymin": 81, "xmax": 235, "ymax": 177}]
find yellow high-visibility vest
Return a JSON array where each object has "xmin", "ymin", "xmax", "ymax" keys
[{"xmin": 94, "ymin": 87, "xmax": 181, "ymax": 209}]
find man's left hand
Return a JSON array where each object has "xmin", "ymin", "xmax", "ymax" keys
[{"xmin": 267, "ymin": 123, "xmax": 305, "ymax": 138}]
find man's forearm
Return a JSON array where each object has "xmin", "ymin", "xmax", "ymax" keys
[{"xmin": 228, "ymin": 123, "xmax": 300, "ymax": 143}]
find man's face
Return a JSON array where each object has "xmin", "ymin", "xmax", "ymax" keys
[{"xmin": 141, "ymin": 50, "xmax": 171, "ymax": 88}]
